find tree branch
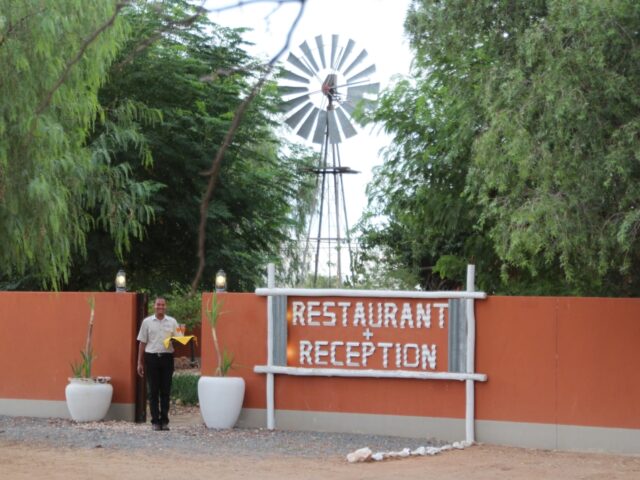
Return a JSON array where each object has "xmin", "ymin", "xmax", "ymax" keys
[
  {"xmin": 34, "ymin": 2, "xmax": 128, "ymax": 117},
  {"xmin": 0, "ymin": 7, "xmax": 46, "ymax": 49},
  {"xmin": 209, "ymin": 0, "xmax": 303, "ymax": 15},
  {"xmin": 190, "ymin": 0, "xmax": 307, "ymax": 293},
  {"xmin": 112, "ymin": 1, "xmax": 208, "ymax": 72}
]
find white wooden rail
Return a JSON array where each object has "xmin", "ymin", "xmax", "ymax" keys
[
  {"xmin": 255, "ymin": 287, "xmax": 486, "ymax": 299},
  {"xmin": 254, "ymin": 365, "xmax": 487, "ymax": 382}
]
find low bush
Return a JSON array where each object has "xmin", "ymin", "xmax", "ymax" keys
[
  {"xmin": 160, "ymin": 282, "xmax": 202, "ymax": 332},
  {"xmin": 171, "ymin": 372, "xmax": 199, "ymax": 405}
]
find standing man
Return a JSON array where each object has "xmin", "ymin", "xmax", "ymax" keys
[{"xmin": 137, "ymin": 297, "xmax": 178, "ymax": 431}]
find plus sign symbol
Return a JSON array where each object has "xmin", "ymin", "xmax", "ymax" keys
[{"xmin": 362, "ymin": 328, "xmax": 374, "ymax": 341}]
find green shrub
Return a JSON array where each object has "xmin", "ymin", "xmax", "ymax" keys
[
  {"xmin": 159, "ymin": 282, "xmax": 202, "ymax": 331},
  {"xmin": 171, "ymin": 372, "xmax": 200, "ymax": 405}
]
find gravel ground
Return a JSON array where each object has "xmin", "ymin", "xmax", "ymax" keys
[
  {"xmin": 0, "ymin": 408, "xmax": 444, "ymax": 459},
  {"xmin": 4, "ymin": 410, "xmax": 640, "ymax": 480}
]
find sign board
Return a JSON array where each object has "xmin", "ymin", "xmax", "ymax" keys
[
  {"xmin": 254, "ymin": 277, "xmax": 487, "ymax": 442},
  {"xmin": 287, "ymin": 297, "xmax": 450, "ymax": 372}
]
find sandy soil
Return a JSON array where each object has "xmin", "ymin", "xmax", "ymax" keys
[
  {"xmin": 2, "ymin": 440, "xmax": 639, "ymax": 480},
  {"xmin": 3, "ymin": 402, "xmax": 638, "ymax": 479}
]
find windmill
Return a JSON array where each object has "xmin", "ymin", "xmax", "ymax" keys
[{"xmin": 279, "ymin": 34, "xmax": 379, "ymax": 286}]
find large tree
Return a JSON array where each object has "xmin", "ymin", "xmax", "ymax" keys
[
  {"xmin": 64, "ymin": 0, "xmax": 315, "ymax": 294},
  {"xmin": 0, "ymin": 0, "xmax": 156, "ymax": 289},
  {"xmin": 469, "ymin": 0, "xmax": 640, "ymax": 295},
  {"xmin": 358, "ymin": 0, "xmax": 640, "ymax": 296}
]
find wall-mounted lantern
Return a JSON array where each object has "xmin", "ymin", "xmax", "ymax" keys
[
  {"xmin": 115, "ymin": 269, "xmax": 127, "ymax": 292},
  {"xmin": 215, "ymin": 269, "xmax": 227, "ymax": 292}
]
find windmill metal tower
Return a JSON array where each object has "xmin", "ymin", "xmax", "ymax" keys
[{"xmin": 279, "ymin": 34, "xmax": 379, "ymax": 286}]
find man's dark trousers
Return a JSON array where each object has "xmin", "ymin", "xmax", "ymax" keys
[{"xmin": 145, "ymin": 352, "xmax": 174, "ymax": 426}]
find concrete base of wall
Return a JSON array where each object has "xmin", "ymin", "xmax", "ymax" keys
[
  {"xmin": 0, "ymin": 399, "xmax": 135, "ymax": 422},
  {"xmin": 237, "ymin": 408, "xmax": 465, "ymax": 442},
  {"xmin": 238, "ymin": 408, "xmax": 640, "ymax": 455},
  {"xmin": 478, "ymin": 419, "xmax": 640, "ymax": 455}
]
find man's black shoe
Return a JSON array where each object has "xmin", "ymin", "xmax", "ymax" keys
[
  {"xmin": 152, "ymin": 424, "xmax": 162, "ymax": 431},
  {"xmin": 161, "ymin": 424, "xmax": 170, "ymax": 431}
]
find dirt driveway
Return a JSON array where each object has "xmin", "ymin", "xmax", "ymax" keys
[
  {"xmin": 2, "ymin": 407, "xmax": 638, "ymax": 479},
  {"xmin": 2, "ymin": 440, "xmax": 639, "ymax": 480}
]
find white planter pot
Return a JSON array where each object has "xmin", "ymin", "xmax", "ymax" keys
[
  {"xmin": 198, "ymin": 376, "xmax": 245, "ymax": 429},
  {"xmin": 65, "ymin": 378, "xmax": 113, "ymax": 422}
]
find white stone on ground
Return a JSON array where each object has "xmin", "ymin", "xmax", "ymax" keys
[
  {"xmin": 346, "ymin": 447, "xmax": 372, "ymax": 463},
  {"xmin": 347, "ymin": 440, "xmax": 473, "ymax": 463}
]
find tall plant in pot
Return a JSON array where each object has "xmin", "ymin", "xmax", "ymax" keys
[
  {"xmin": 65, "ymin": 296, "xmax": 113, "ymax": 422},
  {"xmin": 198, "ymin": 293, "xmax": 245, "ymax": 429}
]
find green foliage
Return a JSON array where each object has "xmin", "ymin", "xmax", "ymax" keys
[
  {"xmin": 433, "ymin": 256, "xmax": 468, "ymax": 285},
  {"xmin": 205, "ymin": 293, "xmax": 223, "ymax": 330},
  {"xmin": 171, "ymin": 372, "xmax": 199, "ymax": 405},
  {"xmin": 163, "ymin": 283, "xmax": 201, "ymax": 330},
  {"xmin": 358, "ymin": 0, "xmax": 640, "ymax": 296},
  {"xmin": 70, "ymin": 349, "xmax": 94, "ymax": 379},
  {"xmin": 0, "ymin": 1, "xmax": 158, "ymax": 289},
  {"xmin": 468, "ymin": 0, "xmax": 640, "ymax": 295},
  {"xmin": 61, "ymin": 0, "xmax": 315, "ymax": 293},
  {"xmin": 220, "ymin": 349, "xmax": 234, "ymax": 377}
]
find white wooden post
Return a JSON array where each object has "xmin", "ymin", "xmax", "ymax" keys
[
  {"xmin": 266, "ymin": 263, "xmax": 275, "ymax": 430},
  {"xmin": 465, "ymin": 264, "xmax": 476, "ymax": 443}
]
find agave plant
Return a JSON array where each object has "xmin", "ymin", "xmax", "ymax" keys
[
  {"xmin": 205, "ymin": 293, "xmax": 233, "ymax": 376},
  {"xmin": 70, "ymin": 350, "xmax": 95, "ymax": 378},
  {"xmin": 70, "ymin": 296, "xmax": 96, "ymax": 379}
]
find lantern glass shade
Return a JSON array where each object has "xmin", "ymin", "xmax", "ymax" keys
[
  {"xmin": 215, "ymin": 269, "xmax": 227, "ymax": 292},
  {"xmin": 115, "ymin": 269, "xmax": 127, "ymax": 292}
]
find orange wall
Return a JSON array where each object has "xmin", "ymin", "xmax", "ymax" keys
[
  {"xmin": 476, "ymin": 296, "xmax": 640, "ymax": 429},
  {"xmin": 0, "ymin": 292, "xmax": 137, "ymax": 404},
  {"xmin": 201, "ymin": 293, "xmax": 640, "ymax": 430},
  {"xmin": 555, "ymin": 297, "xmax": 640, "ymax": 428},
  {"xmin": 200, "ymin": 293, "xmax": 267, "ymax": 409},
  {"xmin": 475, "ymin": 296, "xmax": 559, "ymax": 424},
  {"xmin": 3, "ymin": 291, "xmax": 638, "ymax": 431}
]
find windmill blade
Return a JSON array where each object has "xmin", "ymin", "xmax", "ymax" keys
[
  {"xmin": 341, "ymin": 100, "xmax": 356, "ymax": 118},
  {"xmin": 280, "ymin": 94, "xmax": 311, "ymax": 114},
  {"xmin": 279, "ymin": 85, "xmax": 309, "ymax": 97},
  {"xmin": 341, "ymin": 92, "xmax": 378, "ymax": 117},
  {"xmin": 299, "ymin": 40, "xmax": 320, "ymax": 73},
  {"xmin": 330, "ymin": 34, "xmax": 339, "ymax": 69},
  {"xmin": 327, "ymin": 110, "xmax": 342, "ymax": 144},
  {"xmin": 279, "ymin": 34, "xmax": 377, "ymax": 145},
  {"xmin": 346, "ymin": 64, "xmax": 376, "ymax": 85},
  {"xmin": 343, "ymin": 49, "xmax": 368, "ymax": 77},
  {"xmin": 313, "ymin": 110, "xmax": 328, "ymax": 144},
  {"xmin": 315, "ymin": 35, "xmax": 326, "ymax": 69},
  {"xmin": 286, "ymin": 53, "xmax": 314, "ymax": 78},
  {"xmin": 347, "ymin": 82, "xmax": 380, "ymax": 103},
  {"xmin": 281, "ymin": 68, "xmax": 311, "ymax": 84},
  {"xmin": 336, "ymin": 39, "xmax": 355, "ymax": 71},
  {"xmin": 284, "ymin": 102, "xmax": 314, "ymax": 130},
  {"xmin": 297, "ymin": 106, "xmax": 321, "ymax": 140},
  {"xmin": 335, "ymin": 107, "xmax": 358, "ymax": 139},
  {"xmin": 342, "ymin": 97, "xmax": 377, "ymax": 116}
]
